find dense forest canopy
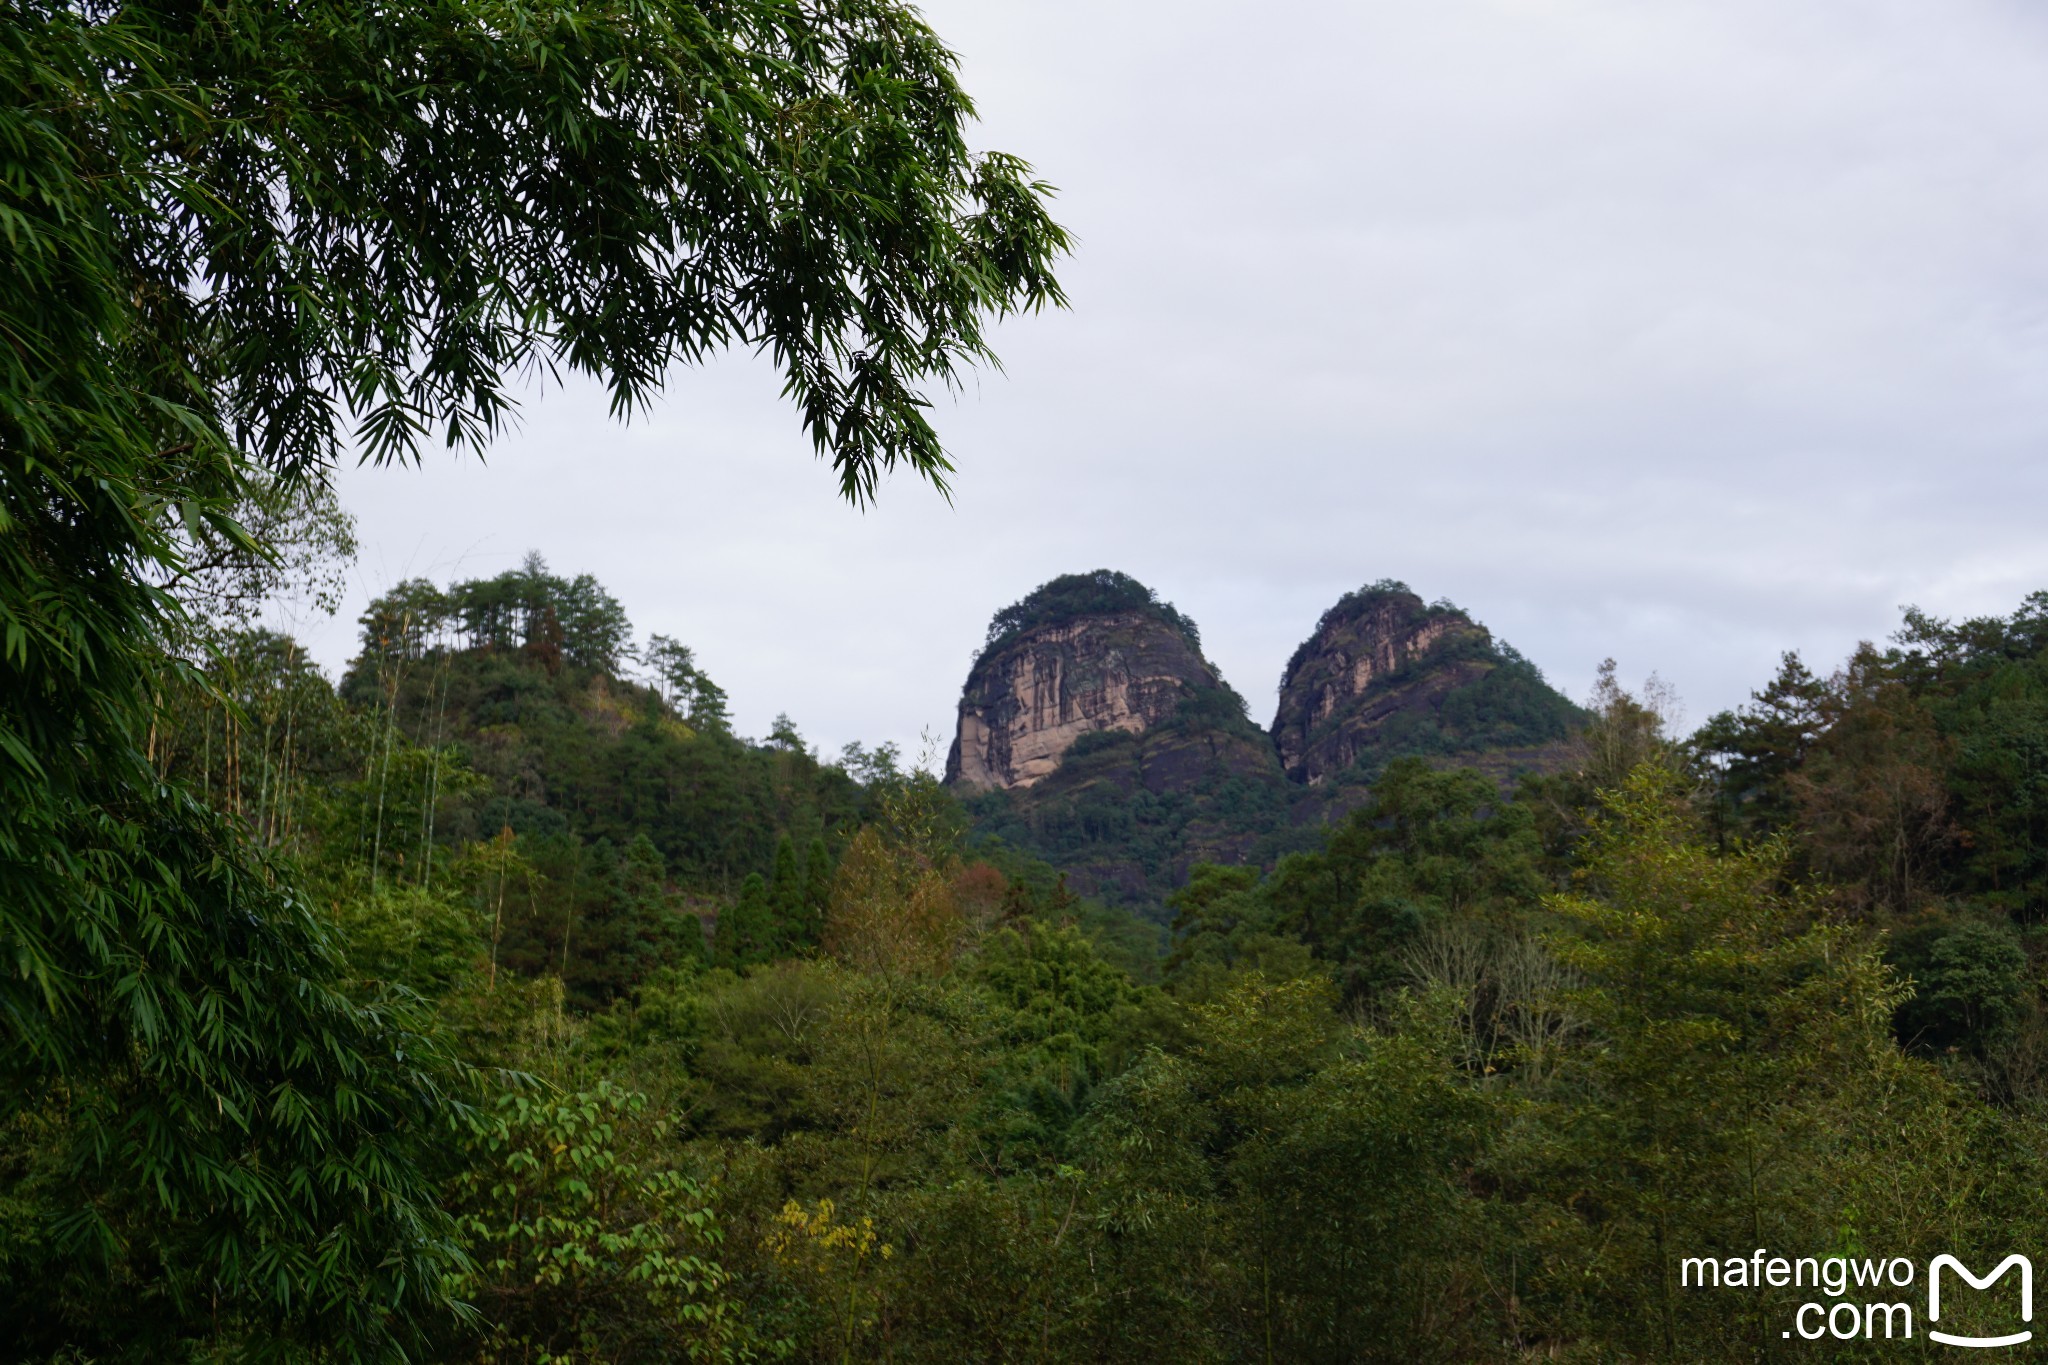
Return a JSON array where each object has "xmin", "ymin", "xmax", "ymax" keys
[{"xmin": 17, "ymin": 483, "xmax": 2048, "ymax": 1356}]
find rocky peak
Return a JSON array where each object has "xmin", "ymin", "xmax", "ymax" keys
[
  {"xmin": 946, "ymin": 572, "xmax": 1221, "ymax": 793},
  {"xmin": 1271, "ymin": 582, "xmax": 1504, "ymax": 785},
  {"xmin": 947, "ymin": 572, "xmax": 1577, "ymax": 913}
]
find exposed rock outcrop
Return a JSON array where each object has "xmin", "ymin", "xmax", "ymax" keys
[
  {"xmin": 948, "ymin": 572, "xmax": 1580, "ymax": 915},
  {"xmin": 1272, "ymin": 582, "xmax": 1583, "ymax": 787},
  {"xmin": 947, "ymin": 609, "xmax": 1216, "ymax": 791},
  {"xmin": 946, "ymin": 571, "xmax": 1292, "ymax": 914}
]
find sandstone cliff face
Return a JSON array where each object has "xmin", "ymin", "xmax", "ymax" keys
[
  {"xmin": 947, "ymin": 611, "xmax": 1219, "ymax": 792},
  {"xmin": 1271, "ymin": 586, "xmax": 1496, "ymax": 785},
  {"xmin": 947, "ymin": 576, "xmax": 1296, "ymax": 916},
  {"xmin": 949, "ymin": 571, "xmax": 1577, "ymax": 916}
]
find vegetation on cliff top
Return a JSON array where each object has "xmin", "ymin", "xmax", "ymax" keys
[
  {"xmin": 1280, "ymin": 578, "xmax": 1466, "ymax": 681},
  {"xmin": 980, "ymin": 569, "xmax": 1203, "ymax": 658}
]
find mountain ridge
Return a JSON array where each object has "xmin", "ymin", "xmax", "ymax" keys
[{"xmin": 949, "ymin": 571, "xmax": 1584, "ymax": 912}]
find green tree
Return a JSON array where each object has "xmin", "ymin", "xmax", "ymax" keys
[
  {"xmin": 645, "ymin": 633, "xmax": 702, "ymax": 714},
  {"xmin": 1526, "ymin": 766, "xmax": 1911, "ymax": 1358},
  {"xmin": 563, "ymin": 834, "xmax": 680, "ymax": 1008},
  {"xmin": 1203, "ymin": 981, "xmax": 1490, "ymax": 1362},
  {"xmin": 1264, "ymin": 758, "xmax": 1548, "ymax": 1003},
  {"xmin": 1790, "ymin": 645, "xmax": 1954, "ymax": 915},
  {"xmin": 2, "ymin": 0, "xmax": 1064, "ymax": 1349},
  {"xmin": 770, "ymin": 833, "xmax": 804, "ymax": 951},
  {"xmin": 978, "ymin": 922, "xmax": 1141, "ymax": 1058},
  {"xmin": 1164, "ymin": 863, "xmax": 1314, "ymax": 999},
  {"xmin": 1693, "ymin": 650, "xmax": 1829, "ymax": 841},
  {"xmin": 1891, "ymin": 919, "xmax": 2030, "ymax": 1055},
  {"xmin": 1890, "ymin": 595, "xmax": 2048, "ymax": 916},
  {"xmin": 973, "ymin": 922, "xmax": 1148, "ymax": 1166},
  {"xmin": 800, "ymin": 836, "xmax": 836, "ymax": 950},
  {"xmin": 1520, "ymin": 659, "xmax": 1685, "ymax": 871},
  {"xmin": 452, "ymin": 1081, "xmax": 745, "ymax": 1362},
  {"xmin": 558, "ymin": 572, "xmax": 634, "ymax": 674},
  {"xmin": 716, "ymin": 873, "xmax": 776, "ymax": 970},
  {"xmin": 689, "ymin": 673, "xmax": 735, "ymax": 736},
  {"xmin": 1077, "ymin": 974, "xmax": 1490, "ymax": 1363}
]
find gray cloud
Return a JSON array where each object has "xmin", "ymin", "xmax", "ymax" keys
[{"xmin": 304, "ymin": 0, "xmax": 2048, "ymax": 754}]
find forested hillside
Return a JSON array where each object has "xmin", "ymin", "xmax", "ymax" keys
[
  {"xmin": 8, "ymin": 6, "xmax": 2046, "ymax": 1356},
  {"xmin": 16, "ymin": 514, "xmax": 2048, "ymax": 1357}
]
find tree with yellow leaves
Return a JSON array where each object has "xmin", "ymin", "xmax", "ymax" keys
[{"xmin": 823, "ymin": 766, "xmax": 967, "ymax": 976}]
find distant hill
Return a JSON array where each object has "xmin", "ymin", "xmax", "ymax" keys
[
  {"xmin": 949, "ymin": 572, "xmax": 1298, "ymax": 914},
  {"xmin": 344, "ymin": 558, "xmax": 867, "ymax": 890},
  {"xmin": 1272, "ymin": 580, "xmax": 1583, "ymax": 790},
  {"xmin": 949, "ymin": 572, "xmax": 1584, "ymax": 915}
]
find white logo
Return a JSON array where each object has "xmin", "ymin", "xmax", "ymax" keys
[{"xmin": 1928, "ymin": 1254, "xmax": 2033, "ymax": 1348}]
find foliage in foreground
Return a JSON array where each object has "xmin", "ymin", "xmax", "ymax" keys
[{"xmin": 3, "ymin": 0, "xmax": 1065, "ymax": 1350}]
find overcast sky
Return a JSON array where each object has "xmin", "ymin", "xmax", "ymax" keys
[{"xmin": 299, "ymin": 0, "xmax": 2048, "ymax": 757}]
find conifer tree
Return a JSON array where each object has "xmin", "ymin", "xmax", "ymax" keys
[
  {"xmin": 769, "ymin": 834, "xmax": 803, "ymax": 953},
  {"xmin": 689, "ymin": 675, "xmax": 733, "ymax": 735},
  {"xmin": 714, "ymin": 873, "xmax": 774, "ymax": 969},
  {"xmin": 1695, "ymin": 650, "xmax": 1831, "ymax": 840},
  {"xmin": 801, "ymin": 836, "xmax": 836, "ymax": 950}
]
